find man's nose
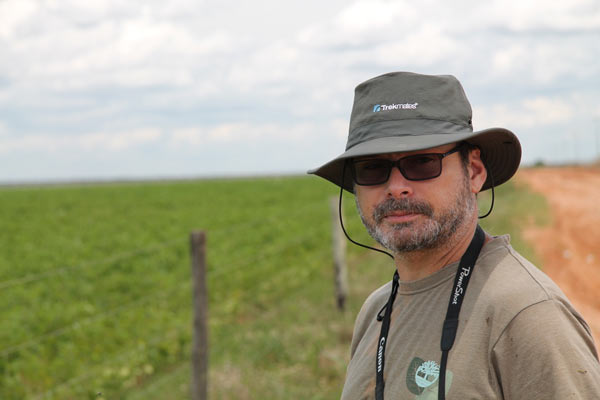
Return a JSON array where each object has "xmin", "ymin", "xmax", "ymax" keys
[{"xmin": 385, "ymin": 166, "xmax": 413, "ymax": 198}]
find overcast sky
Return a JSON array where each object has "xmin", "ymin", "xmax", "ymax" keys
[{"xmin": 1, "ymin": 0, "xmax": 599, "ymax": 183}]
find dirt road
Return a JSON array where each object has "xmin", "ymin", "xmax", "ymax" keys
[{"xmin": 517, "ymin": 167, "xmax": 600, "ymax": 348}]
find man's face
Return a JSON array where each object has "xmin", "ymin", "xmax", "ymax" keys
[{"xmin": 354, "ymin": 143, "xmax": 479, "ymax": 254}]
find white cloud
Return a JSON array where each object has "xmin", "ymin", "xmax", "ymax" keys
[
  {"xmin": 0, "ymin": 128, "xmax": 162, "ymax": 153},
  {"xmin": 0, "ymin": 0, "xmax": 599, "ymax": 180},
  {"xmin": 482, "ymin": 0, "xmax": 600, "ymax": 31},
  {"xmin": 169, "ymin": 119, "xmax": 348, "ymax": 147},
  {"xmin": 3, "ymin": 0, "xmax": 596, "ymax": 101},
  {"xmin": 81, "ymin": 128, "xmax": 162, "ymax": 150},
  {"xmin": 334, "ymin": 0, "xmax": 409, "ymax": 34},
  {"xmin": 489, "ymin": 40, "xmax": 599, "ymax": 85},
  {"xmin": 371, "ymin": 23, "xmax": 460, "ymax": 68},
  {"xmin": 472, "ymin": 93, "xmax": 600, "ymax": 131},
  {"xmin": 228, "ymin": 0, "xmax": 599, "ymax": 111},
  {"xmin": 0, "ymin": 1, "xmax": 234, "ymax": 91},
  {"xmin": 0, "ymin": 0, "xmax": 35, "ymax": 37}
]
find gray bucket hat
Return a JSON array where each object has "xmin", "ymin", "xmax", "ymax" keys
[{"xmin": 308, "ymin": 71, "xmax": 521, "ymax": 193}]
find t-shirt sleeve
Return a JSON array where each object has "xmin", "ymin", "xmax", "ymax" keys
[
  {"xmin": 349, "ymin": 295, "xmax": 376, "ymax": 359},
  {"xmin": 349, "ymin": 283, "xmax": 390, "ymax": 359},
  {"xmin": 491, "ymin": 299, "xmax": 600, "ymax": 399}
]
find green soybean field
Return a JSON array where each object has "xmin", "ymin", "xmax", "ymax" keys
[{"xmin": 0, "ymin": 174, "xmax": 547, "ymax": 399}]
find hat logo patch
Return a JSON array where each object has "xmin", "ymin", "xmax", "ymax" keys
[{"xmin": 373, "ymin": 103, "xmax": 418, "ymax": 112}]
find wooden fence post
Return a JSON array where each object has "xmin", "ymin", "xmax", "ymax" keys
[
  {"xmin": 190, "ymin": 231, "xmax": 208, "ymax": 400},
  {"xmin": 330, "ymin": 197, "xmax": 348, "ymax": 310}
]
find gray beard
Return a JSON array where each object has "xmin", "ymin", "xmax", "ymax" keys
[{"xmin": 356, "ymin": 175, "xmax": 476, "ymax": 254}]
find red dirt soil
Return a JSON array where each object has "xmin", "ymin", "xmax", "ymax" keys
[{"xmin": 517, "ymin": 167, "xmax": 600, "ymax": 349}]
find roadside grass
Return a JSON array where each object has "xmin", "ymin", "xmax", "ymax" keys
[{"xmin": 0, "ymin": 173, "xmax": 548, "ymax": 399}]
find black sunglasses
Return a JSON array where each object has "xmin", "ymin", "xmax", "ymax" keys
[{"xmin": 350, "ymin": 144, "xmax": 464, "ymax": 186}]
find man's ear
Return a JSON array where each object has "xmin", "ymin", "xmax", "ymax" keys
[{"xmin": 468, "ymin": 148, "xmax": 487, "ymax": 194}]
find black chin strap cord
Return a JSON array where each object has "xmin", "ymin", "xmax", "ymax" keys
[
  {"xmin": 478, "ymin": 168, "xmax": 495, "ymax": 219},
  {"xmin": 337, "ymin": 160, "xmax": 488, "ymax": 399},
  {"xmin": 338, "ymin": 161, "xmax": 395, "ymax": 260}
]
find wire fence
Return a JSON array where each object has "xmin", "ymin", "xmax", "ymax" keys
[
  {"xmin": 0, "ymin": 196, "xmax": 342, "ymax": 399},
  {"xmin": 0, "ymin": 238, "xmax": 184, "ymax": 291},
  {"xmin": 32, "ymin": 320, "xmax": 191, "ymax": 400}
]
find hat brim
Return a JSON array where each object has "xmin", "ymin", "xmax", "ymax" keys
[{"xmin": 308, "ymin": 127, "xmax": 521, "ymax": 193}]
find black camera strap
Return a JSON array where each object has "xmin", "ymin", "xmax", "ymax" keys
[
  {"xmin": 375, "ymin": 225, "xmax": 485, "ymax": 400},
  {"xmin": 375, "ymin": 270, "xmax": 399, "ymax": 400}
]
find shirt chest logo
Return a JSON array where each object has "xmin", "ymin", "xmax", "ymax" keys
[{"xmin": 406, "ymin": 357, "xmax": 453, "ymax": 397}]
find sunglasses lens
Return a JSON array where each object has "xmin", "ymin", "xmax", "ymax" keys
[
  {"xmin": 352, "ymin": 153, "xmax": 446, "ymax": 185},
  {"xmin": 400, "ymin": 154, "xmax": 442, "ymax": 180},
  {"xmin": 353, "ymin": 159, "xmax": 391, "ymax": 185}
]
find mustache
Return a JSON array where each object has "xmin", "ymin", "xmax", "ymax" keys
[{"xmin": 373, "ymin": 198, "xmax": 434, "ymax": 223}]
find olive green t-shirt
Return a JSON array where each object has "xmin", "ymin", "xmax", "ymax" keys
[{"xmin": 342, "ymin": 235, "xmax": 600, "ymax": 399}]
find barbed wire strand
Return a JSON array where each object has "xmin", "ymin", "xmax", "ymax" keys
[
  {"xmin": 40, "ymin": 262, "xmax": 327, "ymax": 400},
  {"xmin": 196, "ymin": 200, "xmax": 330, "ymax": 261},
  {"xmin": 32, "ymin": 320, "xmax": 191, "ymax": 400},
  {"xmin": 24, "ymin": 244, "xmax": 331, "ymax": 399},
  {"xmin": 206, "ymin": 198, "xmax": 326, "ymax": 238},
  {"xmin": 205, "ymin": 246, "xmax": 331, "ymax": 357},
  {"xmin": 209, "ymin": 225, "xmax": 325, "ymax": 280},
  {"xmin": 125, "ymin": 362, "xmax": 189, "ymax": 400},
  {"xmin": 0, "ymin": 238, "xmax": 185, "ymax": 291},
  {"xmin": 2, "ymin": 221, "xmax": 331, "ymax": 362},
  {"xmin": 1, "ymin": 222, "xmax": 325, "ymax": 357},
  {"xmin": 0, "ymin": 199, "xmax": 328, "ymax": 291},
  {"xmin": 208, "ymin": 260, "xmax": 329, "ymax": 351},
  {"xmin": 209, "ymin": 245, "xmax": 330, "ymax": 318},
  {"xmin": 3, "ymin": 197, "xmax": 338, "ymax": 398},
  {"xmin": 0, "ymin": 280, "xmax": 191, "ymax": 358}
]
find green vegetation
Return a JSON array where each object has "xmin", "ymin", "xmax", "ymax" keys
[{"xmin": 0, "ymin": 175, "xmax": 548, "ymax": 399}]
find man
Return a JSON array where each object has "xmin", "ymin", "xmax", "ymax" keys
[{"xmin": 309, "ymin": 72, "xmax": 600, "ymax": 399}]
